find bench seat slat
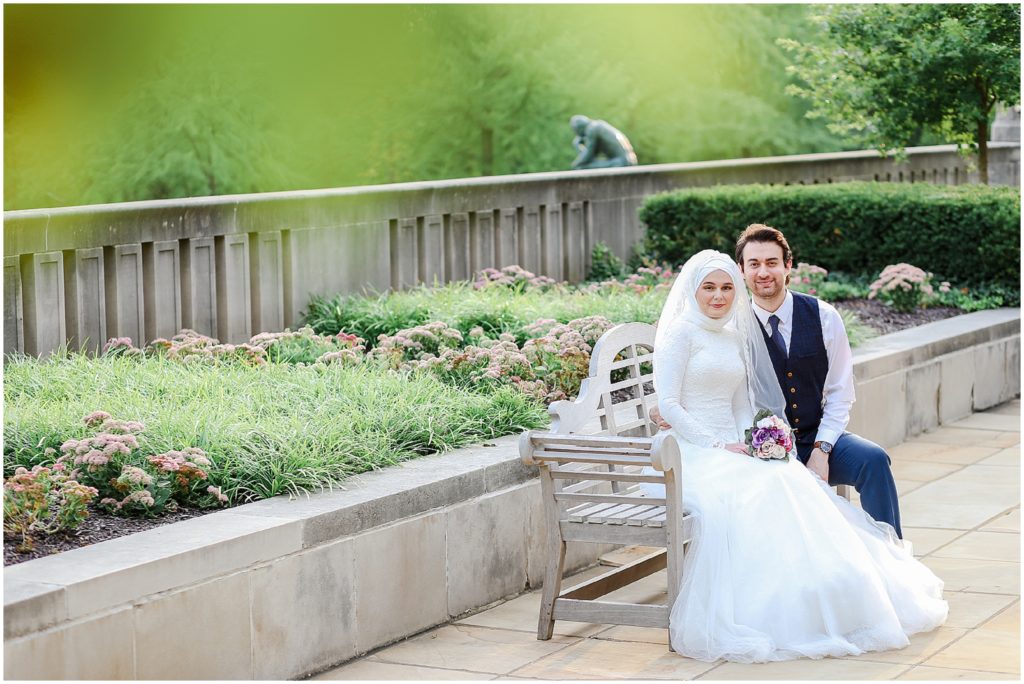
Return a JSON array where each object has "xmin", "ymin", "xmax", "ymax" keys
[
  {"xmin": 604, "ymin": 504, "xmax": 657, "ymax": 524},
  {"xmin": 530, "ymin": 434, "xmax": 653, "ymax": 449},
  {"xmin": 549, "ymin": 470, "xmax": 665, "ymax": 484},
  {"xmin": 555, "ymin": 492, "xmax": 666, "ymax": 506},
  {"xmin": 586, "ymin": 502, "xmax": 641, "ymax": 523},
  {"xmin": 625, "ymin": 506, "xmax": 668, "ymax": 525},
  {"xmin": 566, "ymin": 501, "xmax": 617, "ymax": 521},
  {"xmin": 535, "ymin": 451, "xmax": 653, "ymax": 466},
  {"xmin": 535, "ymin": 443, "xmax": 653, "ymax": 456}
]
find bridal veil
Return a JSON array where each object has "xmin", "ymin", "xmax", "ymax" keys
[{"xmin": 655, "ymin": 249, "xmax": 787, "ymax": 422}]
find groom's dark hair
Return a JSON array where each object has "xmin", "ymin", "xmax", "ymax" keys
[{"xmin": 736, "ymin": 224, "xmax": 794, "ymax": 285}]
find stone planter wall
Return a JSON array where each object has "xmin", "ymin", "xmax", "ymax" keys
[{"xmin": 3, "ymin": 308, "xmax": 1020, "ymax": 680}]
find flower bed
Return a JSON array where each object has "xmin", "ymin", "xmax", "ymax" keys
[
  {"xmin": 3, "ymin": 346, "xmax": 547, "ymax": 560},
  {"xmin": 3, "ymin": 259, "xmax": 998, "ymax": 560}
]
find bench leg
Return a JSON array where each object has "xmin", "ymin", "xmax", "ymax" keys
[
  {"xmin": 665, "ymin": 470, "xmax": 685, "ymax": 652},
  {"xmin": 537, "ymin": 539, "xmax": 566, "ymax": 640}
]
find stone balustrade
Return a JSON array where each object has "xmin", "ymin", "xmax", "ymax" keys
[{"xmin": 4, "ymin": 143, "xmax": 1019, "ymax": 357}]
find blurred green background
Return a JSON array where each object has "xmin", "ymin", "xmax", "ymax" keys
[{"xmin": 6, "ymin": 4, "xmax": 854, "ymax": 211}]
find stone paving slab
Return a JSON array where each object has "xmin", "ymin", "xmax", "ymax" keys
[
  {"xmin": 900, "ymin": 527, "xmax": 966, "ymax": 557},
  {"xmin": 700, "ymin": 658, "xmax": 911, "ymax": 680},
  {"xmin": 931, "ymin": 530, "xmax": 1021, "ymax": 562},
  {"xmin": 369, "ymin": 625, "xmax": 579, "ymax": 676},
  {"xmin": 941, "ymin": 591, "xmax": 1018, "ymax": 629},
  {"xmin": 895, "ymin": 664, "xmax": 1018, "ymax": 680},
  {"xmin": 887, "ymin": 442, "xmax": 1003, "ymax": 465},
  {"xmin": 839, "ymin": 626, "xmax": 967, "ymax": 666},
  {"xmin": 312, "ymin": 659, "xmax": 495, "ymax": 680},
  {"xmin": 511, "ymin": 638, "xmax": 719, "ymax": 680},
  {"xmin": 981, "ymin": 507, "xmax": 1020, "ymax": 534},
  {"xmin": 319, "ymin": 401, "xmax": 1021, "ymax": 681}
]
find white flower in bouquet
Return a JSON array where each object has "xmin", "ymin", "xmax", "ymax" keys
[{"xmin": 757, "ymin": 439, "xmax": 788, "ymax": 460}]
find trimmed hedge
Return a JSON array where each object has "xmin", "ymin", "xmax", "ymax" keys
[{"xmin": 640, "ymin": 182, "xmax": 1020, "ymax": 288}]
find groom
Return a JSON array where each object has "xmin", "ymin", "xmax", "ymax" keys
[{"xmin": 652, "ymin": 223, "xmax": 903, "ymax": 538}]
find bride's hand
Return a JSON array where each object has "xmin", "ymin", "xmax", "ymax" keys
[{"xmin": 723, "ymin": 442, "xmax": 750, "ymax": 456}]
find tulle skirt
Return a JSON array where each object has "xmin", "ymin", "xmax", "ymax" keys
[{"xmin": 643, "ymin": 435, "xmax": 948, "ymax": 663}]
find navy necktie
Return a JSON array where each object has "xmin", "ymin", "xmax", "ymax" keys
[{"xmin": 768, "ymin": 314, "xmax": 788, "ymax": 358}]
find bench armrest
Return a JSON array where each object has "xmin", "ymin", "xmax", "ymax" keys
[{"xmin": 649, "ymin": 432, "xmax": 681, "ymax": 474}]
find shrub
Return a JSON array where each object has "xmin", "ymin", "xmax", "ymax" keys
[
  {"xmin": 639, "ymin": 182, "xmax": 1020, "ymax": 289},
  {"xmin": 410, "ymin": 335, "xmax": 537, "ymax": 391},
  {"xmin": 788, "ymin": 262, "xmax": 829, "ymax": 297},
  {"xmin": 472, "ymin": 265, "xmax": 557, "ymax": 292},
  {"xmin": 816, "ymin": 279, "xmax": 869, "ymax": 302},
  {"xmin": 588, "ymin": 241, "xmax": 627, "ymax": 281},
  {"xmin": 867, "ymin": 263, "xmax": 941, "ymax": 313},
  {"xmin": 935, "ymin": 282, "xmax": 1021, "ymax": 312},
  {"xmin": 787, "ymin": 264, "xmax": 871, "ymax": 303},
  {"xmin": 370, "ymin": 321, "xmax": 465, "ymax": 368},
  {"xmin": 3, "ymin": 464, "xmax": 98, "ymax": 551},
  {"xmin": 53, "ymin": 411, "xmax": 227, "ymax": 517},
  {"xmin": 250, "ymin": 326, "xmax": 365, "ymax": 365},
  {"xmin": 145, "ymin": 329, "xmax": 268, "ymax": 366},
  {"xmin": 579, "ymin": 262, "xmax": 676, "ymax": 296},
  {"xmin": 521, "ymin": 325, "xmax": 594, "ymax": 401},
  {"xmin": 626, "ymin": 241, "xmax": 655, "ymax": 273},
  {"xmin": 102, "ymin": 337, "xmax": 144, "ymax": 357}
]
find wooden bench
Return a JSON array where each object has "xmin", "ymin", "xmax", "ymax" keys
[
  {"xmin": 520, "ymin": 321, "xmax": 851, "ymax": 644},
  {"xmin": 520, "ymin": 322, "xmax": 688, "ymax": 644}
]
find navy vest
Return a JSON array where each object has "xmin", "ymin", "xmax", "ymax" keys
[{"xmin": 758, "ymin": 292, "xmax": 830, "ymax": 447}]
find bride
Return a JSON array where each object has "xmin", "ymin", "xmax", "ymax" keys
[{"xmin": 644, "ymin": 249, "xmax": 947, "ymax": 663}]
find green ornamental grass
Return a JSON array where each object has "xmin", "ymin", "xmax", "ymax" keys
[
  {"xmin": 3, "ymin": 352, "xmax": 547, "ymax": 503},
  {"xmin": 305, "ymin": 280, "xmax": 669, "ymax": 346}
]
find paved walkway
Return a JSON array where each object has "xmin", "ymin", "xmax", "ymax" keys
[{"xmin": 315, "ymin": 400, "xmax": 1020, "ymax": 680}]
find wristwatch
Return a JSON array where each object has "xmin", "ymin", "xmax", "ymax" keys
[{"xmin": 813, "ymin": 440, "xmax": 833, "ymax": 455}]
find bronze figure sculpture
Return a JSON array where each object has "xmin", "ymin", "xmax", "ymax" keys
[{"xmin": 570, "ymin": 115, "xmax": 638, "ymax": 169}]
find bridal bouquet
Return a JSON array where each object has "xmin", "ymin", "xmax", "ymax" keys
[{"xmin": 744, "ymin": 410, "xmax": 794, "ymax": 461}]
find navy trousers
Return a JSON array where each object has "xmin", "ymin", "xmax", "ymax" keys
[{"xmin": 796, "ymin": 432, "xmax": 903, "ymax": 539}]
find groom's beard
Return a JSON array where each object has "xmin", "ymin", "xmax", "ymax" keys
[{"xmin": 750, "ymin": 279, "xmax": 783, "ymax": 299}]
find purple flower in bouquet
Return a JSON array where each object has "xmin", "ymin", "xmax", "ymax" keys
[{"xmin": 743, "ymin": 410, "xmax": 793, "ymax": 461}]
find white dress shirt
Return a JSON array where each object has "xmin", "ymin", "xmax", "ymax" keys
[{"xmin": 752, "ymin": 290, "xmax": 855, "ymax": 446}]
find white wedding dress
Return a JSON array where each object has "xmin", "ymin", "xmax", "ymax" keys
[{"xmin": 644, "ymin": 320, "xmax": 948, "ymax": 663}]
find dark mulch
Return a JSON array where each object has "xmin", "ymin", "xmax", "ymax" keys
[
  {"xmin": 2, "ymin": 299, "xmax": 967, "ymax": 566},
  {"xmin": 4, "ymin": 504, "xmax": 220, "ymax": 566},
  {"xmin": 832, "ymin": 299, "xmax": 963, "ymax": 336}
]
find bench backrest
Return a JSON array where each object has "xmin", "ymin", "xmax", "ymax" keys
[{"xmin": 549, "ymin": 322, "xmax": 657, "ymax": 438}]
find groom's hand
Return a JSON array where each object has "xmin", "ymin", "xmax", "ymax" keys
[
  {"xmin": 807, "ymin": 448, "xmax": 830, "ymax": 483},
  {"xmin": 649, "ymin": 406, "xmax": 671, "ymax": 431}
]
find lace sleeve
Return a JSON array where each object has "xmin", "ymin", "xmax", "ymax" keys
[{"xmin": 654, "ymin": 322, "xmax": 721, "ymax": 448}]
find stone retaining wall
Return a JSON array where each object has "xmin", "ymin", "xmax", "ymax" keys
[
  {"xmin": 4, "ymin": 143, "xmax": 1019, "ymax": 357},
  {"xmin": 3, "ymin": 308, "xmax": 1020, "ymax": 679}
]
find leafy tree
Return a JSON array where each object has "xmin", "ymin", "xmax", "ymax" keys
[
  {"xmin": 83, "ymin": 62, "xmax": 295, "ymax": 204},
  {"xmin": 370, "ymin": 5, "xmax": 843, "ymax": 183},
  {"xmin": 5, "ymin": 4, "xmax": 849, "ymax": 209},
  {"xmin": 367, "ymin": 5, "xmax": 630, "ymax": 182},
  {"xmin": 780, "ymin": 4, "xmax": 1021, "ymax": 183}
]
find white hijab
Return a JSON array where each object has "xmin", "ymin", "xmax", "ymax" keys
[{"xmin": 655, "ymin": 249, "xmax": 787, "ymax": 421}]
